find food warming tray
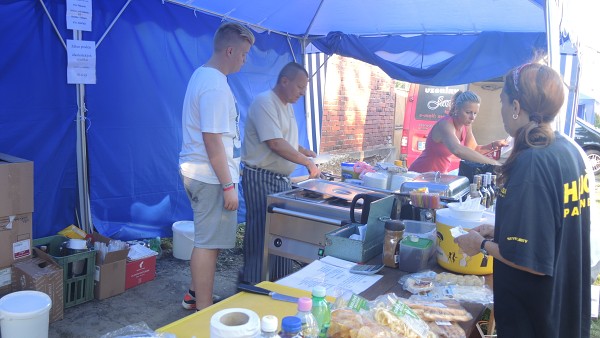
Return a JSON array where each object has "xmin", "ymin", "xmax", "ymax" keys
[{"xmin": 399, "ymin": 172, "xmax": 469, "ymax": 199}]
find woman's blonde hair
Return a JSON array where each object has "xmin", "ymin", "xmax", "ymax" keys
[{"xmin": 449, "ymin": 90, "xmax": 480, "ymax": 116}]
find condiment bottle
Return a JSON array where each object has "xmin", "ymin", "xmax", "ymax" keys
[
  {"xmin": 383, "ymin": 219, "xmax": 405, "ymax": 268},
  {"xmin": 260, "ymin": 315, "xmax": 281, "ymax": 338},
  {"xmin": 279, "ymin": 316, "xmax": 302, "ymax": 338}
]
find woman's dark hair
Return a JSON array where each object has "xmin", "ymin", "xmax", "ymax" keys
[{"xmin": 497, "ymin": 63, "xmax": 565, "ymax": 184}]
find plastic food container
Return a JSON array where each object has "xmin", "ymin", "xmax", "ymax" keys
[
  {"xmin": 402, "ymin": 220, "xmax": 436, "ymax": 243},
  {"xmin": 398, "ymin": 236, "xmax": 434, "ymax": 272}
]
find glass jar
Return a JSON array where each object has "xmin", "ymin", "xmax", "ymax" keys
[{"xmin": 383, "ymin": 219, "xmax": 405, "ymax": 268}]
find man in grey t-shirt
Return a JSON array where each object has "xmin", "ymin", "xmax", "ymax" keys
[{"xmin": 240, "ymin": 62, "xmax": 320, "ymax": 284}]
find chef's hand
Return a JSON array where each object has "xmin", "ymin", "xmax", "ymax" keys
[
  {"xmin": 306, "ymin": 161, "xmax": 321, "ymax": 179},
  {"xmin": 454, "ymin": 230, "xmax": 485, "ymax": 257},
  {"xmin": 223, "ymin": 188, "xmax": 239, "ymax": 211},
  {"xmin": 300, "ymin": 147, "xmax": 317, "ymax": 158}
]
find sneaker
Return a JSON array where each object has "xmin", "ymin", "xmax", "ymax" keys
[
  {"xmin": 182, "ymin": 291, "xmax": 223, "ymax": 310},
  {"xmin": 181, "ymin": 291, "xmax": 196, "ymax": 310}
]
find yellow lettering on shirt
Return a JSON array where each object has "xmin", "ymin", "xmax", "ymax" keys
[
  {"xmin": 562, "ymin": 173, "xmax": 591, "ymax": 218},
  {"xmin": 563, "ymin": 180, "xmax": 578, "ymax": 204},
  {"xmin": 506, "ymin": 237, "xmax": 528, "ymax": 243}
]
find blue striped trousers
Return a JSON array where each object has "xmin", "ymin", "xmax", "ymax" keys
[{"xmin": 241, "ymin": 165, "xmax": 293, "ymax": 284}]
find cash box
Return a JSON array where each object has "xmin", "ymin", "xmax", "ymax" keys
[{"xmin": 324, "ymin": 196, "xmax": 395, "ymax": 263}]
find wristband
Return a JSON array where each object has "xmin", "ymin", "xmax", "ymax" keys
[{"xmin": 222, "ymin": 182, "xmax": 234, "ymax": 191}]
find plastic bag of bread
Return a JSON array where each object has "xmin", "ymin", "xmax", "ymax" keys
[
  {"xmin": 327, "ymin": 308, "xmax": 397, "ymax": 338},
  {"xmin": 367, "ymin": 293, "xmax": 435, "ymax": 338},
  {"xmin": 434, "ymin": 272, "xmax": 485, "ymax": 287},
  {"xmin": 332, "ymin": 290, "xmax": 370, "ymax": 312},
  {"xmin": 402, "ymin": 299, "xmax": 472, "ymax": 322},
  {"xmin": 427, "ymin": 321, "xmax": 466, "ymax": 338},
  {"xmin": 398, "ymin": 270, "xmax": 436, "ymax": 294}
]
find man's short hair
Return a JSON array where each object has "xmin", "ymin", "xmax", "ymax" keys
[
  {"xmin": 277, "ymin": 62, "xmax": 308, "ymax": 84},
  {"xmin": 213, "ymin": 22, "xmax": 255, "ymax": 52}
]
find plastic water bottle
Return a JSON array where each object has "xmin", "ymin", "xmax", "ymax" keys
[
  {"xmin": 279, "ymin": 316, "xmax": 302, "ymax": 338},
  {"xmin": 260, "ymin": 315, "xmax": 281, "ymax": 338},
  {"xmin": 311, "ymin": 286, "xmax": 331, "ymax": 337},
  {"xmin": 295, "ymin": 297, "xmax": 319, "ymax": 338}
]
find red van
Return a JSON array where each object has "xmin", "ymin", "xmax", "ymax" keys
[{"xmin": 400, "ymin": 84, "xmax": 468, "ymax": 171}]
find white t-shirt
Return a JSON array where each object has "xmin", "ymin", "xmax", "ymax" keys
[
  {"xmin": 242, "ymin": 90, "xmax": 299, "ymax": 175},
  {"xmin": 179, "ymin": 66, "xmax": 241, "ymax": 184}
]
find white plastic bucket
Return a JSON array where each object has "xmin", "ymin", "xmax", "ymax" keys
[
  {"xmin": 172, "ymin": 221, "xmax": 195, "ymax": 260},
  {"xmin": 0, "ymin": 290, "xmax": 52, "ymax": 338}
]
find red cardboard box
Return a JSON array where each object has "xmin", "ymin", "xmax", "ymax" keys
[{"xmin": 125, "ymin": 255, "xmax": 156, "ymax": 290}]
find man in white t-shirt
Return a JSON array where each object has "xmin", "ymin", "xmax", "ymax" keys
[
  {"xmin": 240, "ymin": 62, "xmax": 321, "ymax": 284},
  {"xmin": 179, "ymin": 22, "xmax": 254, "ymax": 311}
]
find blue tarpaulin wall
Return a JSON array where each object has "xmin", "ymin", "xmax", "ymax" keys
[
  {"xmin": 1, "ymin": 0, "xmax": 303, "ymax": 239},
  {"xmin": 0, "ymin": 0, "xmax": 566, "ymax": 240}
]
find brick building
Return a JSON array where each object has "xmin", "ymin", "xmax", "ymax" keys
[{"xmin": 318, "ymin": 55, "xmax": 406, "ymax": 161}]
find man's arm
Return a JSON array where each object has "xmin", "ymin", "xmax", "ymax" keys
[
  {"xmin": 265, "ymin": 138, "xmax": 320, "ymax": 178},
  {"xmin": 203, "ymin": 132, "xmax": 238, "ymax": 211}
]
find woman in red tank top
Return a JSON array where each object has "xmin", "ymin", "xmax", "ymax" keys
[{"xmin": 409, "ymin": 90, "xmax": 507, "ymax": 173}]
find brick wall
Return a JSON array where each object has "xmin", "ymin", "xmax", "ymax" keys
[{"xmin": 319, "ymin": 55, "xmax": 396, "ymax": 154}]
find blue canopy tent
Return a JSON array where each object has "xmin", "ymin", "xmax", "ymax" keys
[{"xmin": 0, "ymin": 0, "xmax": 586, "ymax": 240}]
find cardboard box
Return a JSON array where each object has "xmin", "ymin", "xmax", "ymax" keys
[
  {"xmin": 0, "ymin": 153, "xmax": 34, "ymax": 217},
  {"xmin": 0, "ymin": 213, "xmax": 32, "ymax": 267},
  {"xmin": 0, "ymin": 266, "xmax": 12, "ymax": 297},
  {"xmin": 0, "ymin": 153, "xmax": 33, "ymax": 268},
  {"xmin": 12, "ymin": 248, "xmax": 64, "ymax": 323},
  {"xmin": 92, "ymin": 233, "xmax": 128, "ymax": 300},
  {"xmin": 125, "ymin": 255, "xmax": 156, "ymax": 290}
]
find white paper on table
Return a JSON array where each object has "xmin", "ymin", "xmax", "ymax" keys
[{"xmin": 275, "ymin": 256, "xmax": 382, "ymax": 297}]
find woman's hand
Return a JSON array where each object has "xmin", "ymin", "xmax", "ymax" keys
[
  {"xmin": 471, "ymin": 224, "xmax": 495, "ymax": 238},
  {"xmin": 490, "ymin": 139, "xmax": 509, "ymax": 151},
  {"xmin": 454, "ymin": 230, "xmax": 485, "ymax": 256}
]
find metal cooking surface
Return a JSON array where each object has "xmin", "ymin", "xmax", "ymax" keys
[
  {"xmin": 280, "ymin": 188, "xmax": 357, "ymax": 208},
  {"xmin": 295, "ymin": 179, "xmax": 373, "ymax": 201},
  {"xmin": 269, "ymin": 186, "xmax": 362, "ymax": 221}
]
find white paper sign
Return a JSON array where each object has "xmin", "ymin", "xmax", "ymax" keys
[
  {"xmin": 66, "ymin": 0, "xmax": 92, "ymax": 31},
  {"xmin": 67, "ymin": 39, "xmax": 96, "ymax": 84}
]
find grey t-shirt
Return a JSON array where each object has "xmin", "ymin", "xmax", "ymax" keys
[{"xmin": 242, "ymin": 90, "xmax": 298, "ymax": 175}]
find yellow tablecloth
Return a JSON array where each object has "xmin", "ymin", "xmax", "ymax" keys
[{"xmin": 157, "ymin": 282, "xmax": 312, "ymax": 338}]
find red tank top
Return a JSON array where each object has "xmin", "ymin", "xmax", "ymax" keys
[{"xmin": 408, "ymin": 116, "xmax": 466, "ymax": 173}]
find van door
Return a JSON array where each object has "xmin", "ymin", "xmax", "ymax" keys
[{"xmin": 400, "ymin": 84, "xmax": 467, "ymax": 169}]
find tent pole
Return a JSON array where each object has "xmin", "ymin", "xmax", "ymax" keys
[
  {"xmin": 73, "ymin": 29, "xmax": 94, "ymax": 234},
  {"xmin": 546, "ymin": 0, "xmax": 567, "ymax": 133}
]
